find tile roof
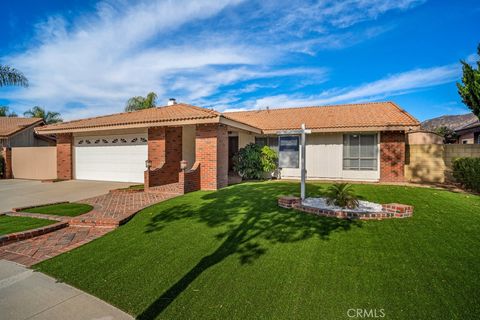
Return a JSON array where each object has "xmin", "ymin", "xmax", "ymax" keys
[
  {"xmin": 0, "ymin": 117, "xmax": 43, "ymax": 137},
  {"xmin": 223, "ymin": 102, "xmax": 420, "ymax": 133},
  {"xmin": 36, "ymin": 101, "xmax": 419, "ymax": 134},
  {"xmin": 37, "ymin": 103, "xmax": 220, "ymax": 133}
]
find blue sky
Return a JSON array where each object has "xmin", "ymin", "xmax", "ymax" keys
[{"xmin": 0, "ymin": 0, "xmax": 479, "ymax": 121}]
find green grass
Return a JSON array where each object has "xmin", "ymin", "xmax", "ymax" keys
[
  {"xmin": 35, "ymin": 182, "xmax": 480, "ymax": 320},
  {"xmin": 23, "ymin": 203, "xmax": 93, "ymax": 217},
  {"xmin": 0, "ymin": 215, "xmax": 55, "ymax": 236}
]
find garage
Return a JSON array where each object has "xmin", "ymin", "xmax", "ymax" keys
[{"xmin": 74, "ymin": 133, "xmax": 148, "ymax": 183}]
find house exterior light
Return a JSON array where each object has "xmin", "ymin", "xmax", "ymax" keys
[{"xmin": 145, "ymin": 159, "xmax": 152, "ymax": 169}]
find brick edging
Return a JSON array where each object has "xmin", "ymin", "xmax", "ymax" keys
[
  {"xmin": 278, "ymin": 196, "xmax": 413, "ymax": 220},
  {"xmin": 109, "ymin": 189, "xmax": 144, "ymax": 194},
  {"xmin": 0, "ymin": 221, "xmax": 69, "ymax": 247},
  {"xmin": 11, "ymin": 201, "xmax": 70, "ymax": 212}
]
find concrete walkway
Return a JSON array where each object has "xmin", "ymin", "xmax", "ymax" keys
[
  {"xmin": 0, "ymin": 260, "xmax": 133, "ymax": 320},
  {"xmin": 0, "ymin": 180, "xmax": 132, "ymax": 213}
]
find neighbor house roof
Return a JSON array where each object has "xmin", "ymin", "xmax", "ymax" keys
[
  {"xmin": 0, "ymin": 117, "xmax": 43, "ymax": 138},
  {"xmin": 223, "ymin": 102, "xmax": 420, "ymax": 133},
  {"xmin": 455, "ymin": 119, "xmax": 480, "ymax": 133},
  {"xmin": 36, "ymin": 101, "xmax": 419, "ymax": 135}
]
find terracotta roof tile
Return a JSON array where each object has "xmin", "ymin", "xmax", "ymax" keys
[
  {"xmin": 223, "ymin": 102, "xmax": 419, "ymax": 133},
  {"xmin": 0, "ymin": 117, "xmax": 43, "ymax": 137},
  {"xmin": 37, "ymin": 103, "xmax": 220, "ymax": 133}
]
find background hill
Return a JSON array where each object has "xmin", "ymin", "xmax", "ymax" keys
[{"xmin": 421, "ymin": 113, "xmax": 478, "ymax": 131}]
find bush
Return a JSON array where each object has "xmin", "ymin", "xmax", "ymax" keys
[
  {"xmin": 452, "ymin": 157, "xmax": 480, "ymax": 192},
  {"xmin": 233, "ymin": 143, "xmax": 278, "ymax": 180},
  {"xmin": 325, "ymin": 183, "xmax": 360, "ymax": 209}
]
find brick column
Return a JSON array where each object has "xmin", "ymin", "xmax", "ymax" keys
[
  {"xmin": 57, "ymin": 133, "xmax": 73, "ymax": 180},
  {"xmin": 1, "ymin": 147, "xmax": 13, "ymax": 179},
  {"xmin": 380, "ymin": 131, "xmax": 405, "ymax": 182},
  {"xmin": 195, "ymin": 124, "xmax": 228, "ymax": 190},
  {"xmin": 145, "ymin": 126, "xmax": 182, "ymax": 188}
]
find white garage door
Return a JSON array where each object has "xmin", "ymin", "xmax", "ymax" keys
[{"xmin": 74, "ymin": 133, "xmax": 148, "ymax": 183}]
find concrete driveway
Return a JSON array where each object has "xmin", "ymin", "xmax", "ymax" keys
[
  {"xmin": 0, "ymin": 179, "xmax": 132, "ymax": 213},
  {"xmin": 0, "ymin": 260, "xmax": 133, "ymax": 320}
]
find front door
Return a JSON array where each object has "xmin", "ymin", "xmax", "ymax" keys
[{"xmin": 228, "ymin": 136, "xmax": 239, "ymax": 172}]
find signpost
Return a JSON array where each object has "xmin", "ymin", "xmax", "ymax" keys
[{"xmin": 277, "ymin": 123, "xmax": 311, "ymax": 200}]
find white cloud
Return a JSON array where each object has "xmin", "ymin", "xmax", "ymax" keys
[
  {"xmin": 254, "ymin": 63, "xmax": 461, "ymax": 108},
  {"xmin": 1, "ymin": 0, "xmax": 426, "ymax": 119}
]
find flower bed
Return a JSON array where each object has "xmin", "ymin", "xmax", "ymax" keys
[{"xmin": 278, "ymin": 196, "xmax": 413, "ymax": 220}]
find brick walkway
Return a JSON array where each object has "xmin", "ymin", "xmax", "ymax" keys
[{"xmin": 0, "ymin": 191, "xmax": 176, "ymax": 266}]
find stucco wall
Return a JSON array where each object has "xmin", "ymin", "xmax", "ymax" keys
[
  {"xmin": 12, "ymin": 147, "xmax": 57, "ymax": 180},
  {"xmin": 406, "ymin": 131, "xmax": 443, "ymax": 145},
  {"xmin": 238, "ymin": 131, "xmax": 255, "ymax": 148}
]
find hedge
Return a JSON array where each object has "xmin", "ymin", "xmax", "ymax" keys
[{"xmin": 452, "ymin": 157, "xmax": 480, "ymax": 192}]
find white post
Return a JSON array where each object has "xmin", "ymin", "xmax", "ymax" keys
[{"xmin": 300, "ymin": 123, "xmax": 306, "ymax": 201}]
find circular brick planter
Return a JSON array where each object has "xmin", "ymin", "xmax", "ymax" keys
[{"xmin": 278, "ymin": 196, "xmax": 413, "ymax": 220}]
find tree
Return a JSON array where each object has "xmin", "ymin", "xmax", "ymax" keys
[
  {"xmin": 24, "ymin": 106, "xmax": 62, "ymax": 124},
  {"xmin": 124, "ymin": 92, "xmax": 157, "ymax": 112},
  {"xmin": 435, "ymin": 126, "xmax": 458, "ymax": 144},
  {"xmin": 457, "ymin": 43, "xmax": 480, "ymax": 120},
  {"xmin": 0, "ymin": 65, "xmax": 28, "ymax": 87},
  {"xmin": 0, "ymin": 106, "xmax": 18, "ymax": 117}
]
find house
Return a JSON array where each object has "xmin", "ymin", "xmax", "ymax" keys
[
  {"xmin": 0, "ymin": 117, "xmax": 54, "ymax": 148},
  {"xmin": 35, "ymin": 100, "xmax": 419, "ymax": 193},
  {"xmin": 455, "ymin": 119, "xmax": 480, "ymax": 144},
  {"xmin": 1, "ymin": 117, "xmax": 56, "ymax": 179}
]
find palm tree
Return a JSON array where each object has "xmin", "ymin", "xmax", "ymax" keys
[
  {"xmin": 0, "ymin": 106, "xmax": 18, "ymax": 117},
  {"xmin": 0, "ymin": 65, "xmax": 28, "ymax": 87},
  {"xmin": 124, "ymin": 92, "xmax": 157, "ymax": 112},
  {"xmin": 24, "ymin": 106, "xmax": 62, "ymax": 124}
]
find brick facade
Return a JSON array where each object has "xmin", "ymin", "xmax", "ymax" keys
[
  {"xmin": 195, "ymin": 124, "xmax": 228, "ymax": 190},
  {"xmin": 380, "ymin": 131, "xmax": 405, "ymax": 182},
  {"xmin": 0, "ymin": 147, "xmax": 13, "ymax": 179},
  {"xmin": 56, "ymin": 133, "xmax": 73, "ymax": 180},
  {"xmin": 145, "ymin": 126, "xmax": 182, "ymax": 189}
]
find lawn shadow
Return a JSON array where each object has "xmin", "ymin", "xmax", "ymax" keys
[{"xmin": 138, "ymin": 182, "xmax": 360, "ymax": 320}]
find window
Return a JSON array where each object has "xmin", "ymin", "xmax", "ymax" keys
[
  {"xmin": 279, "ymin": 136, "xmax": 299, "ymax": 168},
  {"xmin": 343, "ymin": 134, "xmax": 378, "ymax": 170},
  {"xmin": 255, "ymin": 136, "xmax": 279, "ymax": 153},
  {"xmin": 462, "ymin": 140, "xmax": 468, "ymax": 144}
]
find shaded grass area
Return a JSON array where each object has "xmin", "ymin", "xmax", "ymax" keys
[
  {"xmin": 35, "ymin": 182, "xmax": 480, "ymax": 319},
  {"xmin": 23, "ymin": 203, "xmax": 93, "ymax": 217},
  {"xmin": 0, "ymin": 215, "xmax": 55, "ymax": 236}
]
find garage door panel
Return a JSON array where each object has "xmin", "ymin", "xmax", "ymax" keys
[{"xmin": 74, "ymin": 134, "xmax": 147, "ymax": 183}]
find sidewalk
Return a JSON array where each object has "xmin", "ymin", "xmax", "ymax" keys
[{"xmin": 0, "ymin": 260, "xmax": 133, "ymax": 320}]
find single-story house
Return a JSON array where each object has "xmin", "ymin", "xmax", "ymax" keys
[
  {"xmin": 35, "ymin": 100, "xmax": 419, "ymax": 193},
  {"xmin": 455, "ymin": 119, "xmax": 480, "ymax": 144},
  {"xmin": 1, "ymin": 117, "xmax": 55, "ymax": 179}
]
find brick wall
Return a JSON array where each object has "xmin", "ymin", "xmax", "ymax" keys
[
  {"xmin": 57, "ymin": 133, "xmax": 73, "ymax": 180},
  {"xmin": 145, "ymin": 126, "xmax": 182, "ymax": 188},
  {"xmin": 380, "ymin": 131, "xmax": 405, "ymax": 182},
  {"xmin": 195, "ymin": 124, "xmax": 228, "ymax": 190},
  {"xmin": 1, "ymin": 147, "xmax": 12, "ymax": 179}
]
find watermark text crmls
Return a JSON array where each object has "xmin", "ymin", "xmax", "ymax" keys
[{"xmin": 347, "ymin": 308, "xmax": 386, "ymax": 318}]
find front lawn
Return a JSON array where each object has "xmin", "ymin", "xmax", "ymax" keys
[
  {"xmin": 23, "ymin": 203, "xmax": 93, "ymax": 217},
  {"xmin": 0, "ymin": 215, "xmax": 55, "ymax": 236},
  {"xmin": 35, "ymin": 182, "xmax": 480, "ymax": 319}
]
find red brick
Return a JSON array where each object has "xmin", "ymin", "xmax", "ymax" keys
[
  {"xmin": 56, "ymin": 133, "xmax": 73, "ymax": 180},
  {"xmin": 380, "ymin": 131, "xmax": 405, "ymax": 182}
]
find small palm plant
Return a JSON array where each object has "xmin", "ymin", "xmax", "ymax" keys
[{"xmin": 325, "ymin": 183, "xmax": 359, "ymax": 209}]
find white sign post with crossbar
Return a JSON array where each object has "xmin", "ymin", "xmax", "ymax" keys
[{"xmin": 277, "ymin": 123, "xmax": 311, "ymax": 200}]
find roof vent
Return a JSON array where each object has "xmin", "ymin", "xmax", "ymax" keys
[{"xmin": 167, "ymin": 98, "xmax": 177, "ymax": 106}]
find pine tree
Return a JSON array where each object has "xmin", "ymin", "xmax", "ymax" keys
[{"xmin": 457, "ymin": 43, "xmax": 480, "ymax": 120}]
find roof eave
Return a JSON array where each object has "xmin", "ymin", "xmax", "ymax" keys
[{"xmin": 261, "ymin": 125, "xmax": 419, "ymax": 134}]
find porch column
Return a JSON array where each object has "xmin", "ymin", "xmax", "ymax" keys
[
  {"xmin": 57, "ymin": 133, "xmax": 73, "ymax": 180},
  {"xmin": 195, "ymin": 123, "xmax": 228, "ymax": 190},
  {"xmin": 380, "ymin": 131, "xmax": 405, "ymax": 182}
]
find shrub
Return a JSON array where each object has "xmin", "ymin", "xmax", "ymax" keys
[
  {"xmin": 233, "ymin": 143, "xmax": 278, "ymax": 180},
  {"xmin": 452, "ymin": 157, "xmax": 480, "ymax": 192},
  {"xmin": 325, "ymin": 183, "xmax": 360, "ymax": 209}
]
